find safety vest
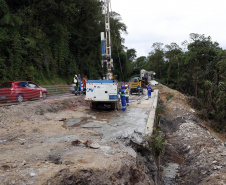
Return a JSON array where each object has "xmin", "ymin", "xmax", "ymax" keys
[
  {"xmin": 73, "ymin": 78, "xmax": 77, "ymax": 86},
  {"xmin": 125, "ymin": 88, "xmax": 129, "ymax": 97}
]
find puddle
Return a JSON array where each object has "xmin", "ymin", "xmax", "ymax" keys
[
  {"xmin": 161, "ymin": 163, "xmax": 179, "ymax": 185},
  {"xmin": 62, "ymin": 108, "xmax": 150, "ymax": 141},
  {"xmin": 62, "ymin": 118, "xmax": 88, "ymax": 128},
  {"xmin": 162, "ymin": 163, "xmax": 179, "ymax": 178},
  {"xmin": 62, "ymin": 111, "xmax": 119, "ymax": 129},
  {"xmin": 0, "ymin": 139, "xmax": 7, "ymax": 144}
]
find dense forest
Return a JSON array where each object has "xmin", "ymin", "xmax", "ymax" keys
[
  {"xmin": 0, "ymin": 0, "xmax": 127, "ymax": 84},
  {"xmin": 0, "ymin": 0, "xmax": 225, "ymax": 125},
  {"xmin": 134, "ymin": 33, "xmax": 226, "ymax": 127}
]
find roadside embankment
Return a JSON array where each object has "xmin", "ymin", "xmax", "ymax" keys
[{"xmin": 157, "ymin": 84, "xmax": 226, "ymax": 185}]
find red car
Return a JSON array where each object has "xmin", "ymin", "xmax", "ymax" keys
[{"xmin": 0, "ymin": 81, "xmax": 47, "ymax": 102}]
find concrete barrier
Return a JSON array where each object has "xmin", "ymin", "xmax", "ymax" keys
[{"xmin": 145, "ymin": 89, "xmax": 159, "ymax": 135}]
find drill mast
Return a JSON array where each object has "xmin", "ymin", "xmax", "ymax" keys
[{"xmin": 101, "ymin": 0, "xmax": 113, "ymax": 80}]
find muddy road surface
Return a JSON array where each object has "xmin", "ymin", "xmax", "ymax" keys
[{"xmin": 0, "ymin": 93, "xmax": 156, "ymax": 185}]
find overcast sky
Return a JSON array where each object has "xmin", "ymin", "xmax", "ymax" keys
[{"xmin": 110, "ymin": 0, "xmax": 226, "ymax": 57}]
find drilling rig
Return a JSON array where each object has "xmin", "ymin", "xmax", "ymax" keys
[
  {"xmin": 85, "ymin": 0, "xmax": 120, "ymax": 109},
  {"xmin": 101, "ymin": 0, "xmax": 113, "ymax": 80}
]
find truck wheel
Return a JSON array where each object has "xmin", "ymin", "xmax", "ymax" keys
[
  {"xmin": 110, "ymin": 103, "xmax": 115, "ymax": 110},
  {"xmin": 90, "ymin": 102, "xmax": 97, "ymax": 109},
  {"xmin": 42, "ymin": 92, "xmax": 47, "ymax": 100}
]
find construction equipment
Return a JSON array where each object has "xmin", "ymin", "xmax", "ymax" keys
[
  {"xmin": 85, "ymin": 0, "xmax": 119, "ymax": 109},
  {"xmin": 130, "ymin": 81, "xmax": 143, "ymax": 95},
  {"xmin": 101, "ymin": 0, "xmax": 113, "ymax": 80},
  {"xmin": 140, "ymin": 69, "xmax": 158, "ymax": 86}
]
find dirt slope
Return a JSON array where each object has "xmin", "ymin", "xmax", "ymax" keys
[{"xmin": 157, "ymin": 84, "xmax": 226, "ymax": 185}]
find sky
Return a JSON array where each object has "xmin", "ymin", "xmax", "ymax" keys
[{"xmin": 110, "ymin": 0, "xmax": 226, "ymax": 57}]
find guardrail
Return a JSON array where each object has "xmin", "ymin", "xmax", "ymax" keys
[{"xmin": 42, "ymin": 85, "xmax": 72, "ymax": 96}]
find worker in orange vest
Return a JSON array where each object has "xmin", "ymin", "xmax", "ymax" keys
[
  {"xmin": 125, "ymin": 84, "xmax": 130, "ymax": 106},
  {"xmin": 82, "ymin": 75, "xmax": 87, "ymax": 95}
]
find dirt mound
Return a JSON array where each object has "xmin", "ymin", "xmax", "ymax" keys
[{"xmin": 43, "ymin": 159, "xmax": 153, "ymax": 185}]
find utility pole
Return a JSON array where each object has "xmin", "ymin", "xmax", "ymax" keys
[{"xmin": 101, "ymin": 0, "xmax": 113, "ymax": 80}]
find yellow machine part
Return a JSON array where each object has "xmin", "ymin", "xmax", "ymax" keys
[{"xmin": 130, "ymin": 82, "xmax": 141, "ymax": 88}]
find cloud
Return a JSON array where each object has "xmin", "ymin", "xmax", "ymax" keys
[{"xmin": 111, "ymin": 0, "xmax": 226, "ymax": 57}]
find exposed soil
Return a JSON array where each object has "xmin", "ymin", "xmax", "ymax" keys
[
  {"xmin": 0, "ymin": 85, "xmax": 225, "ymax": 185},
  {"xmin": 0, "ymin": 95, "xmax": 154, "ymax": 185}
]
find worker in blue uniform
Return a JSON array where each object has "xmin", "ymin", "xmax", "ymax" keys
[
  {"xmin": 119, "ymin": 85, "xmax": 126, "ymax": 111},
  {"xmin": 137, "ymin": 83, "xmax": 141, "ymax": 96},
  {"xmin": 147, "ymin": 84, "xmax": 152, "ymax": 99},
  {"xmin": 78, "ymin": 74, "xmax": 82, "ymax": 95}
]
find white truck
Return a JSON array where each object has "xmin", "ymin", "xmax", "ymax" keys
[{"xmin": 85, "ymin": 80, "xmax": 120, "ymax": 109}]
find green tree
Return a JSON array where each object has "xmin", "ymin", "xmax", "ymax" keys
[
  {"xmin": 165, "ymin": 43, "xmax": 182, "ymax": 86},
  {"xmin": 147, "ymin": 42, "xmax": 165, "ymax": 79}
]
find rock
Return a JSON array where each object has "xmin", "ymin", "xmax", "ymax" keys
[
  {"xmin": 12, "ymin": 164, "xmax": 17, "ymax": 168},
  {"xmin": 201, "ymin": 170, "xmax": 207, "ymax": 175},
  {"xmin": 216, "ymin": 166, "xmax": 222, "ymax": 170},
  {"xmin": 159, "ymin": 165, "xmax": 164, "ymax": 171},
  {"xmin": 30, "ymin": 172, "xmax": 36, "ymax": 177},
  {"xmin": 212, "ymin": 160, "xmax": 217, "ymax": 164},
  {"xmin": 6, "ymin": 159, "xmax": 11, "ymax": 163},
  {"xmin": 124, "ymin": 147, "xmax": 137, "ymax": 158},
  {"xmin": 1, "ymin": 164, "xmax": 11, "ymax": 171},
  {"xmin": 22, "ymin": 160, "xmax": 27, "ymax": 165}
]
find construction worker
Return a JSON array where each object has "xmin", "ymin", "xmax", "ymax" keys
[
  {"xmin": 73, "ymin": 75, "xmax": 78, "ymax": 95},
  {"xmin": 125, "ymin": 84, "xmax": 130, "ymax": 106},
  {"xmin": 119, "ymin": 85, "xmax": 126, "ymax": 111},
  {"xmin": 137, "ymin": 83, "xmax": 141, "ymax": 96},
  {"xmin": 82, "ymin": 75, "xmax": 87, "ymax": 95},
  {"xmin": 147, "ymin": 84, "xmax": 152, "ymax": 99},
  {"xmin": 78, "ymin": 74, "xmax": 82, "ymax": 95}
]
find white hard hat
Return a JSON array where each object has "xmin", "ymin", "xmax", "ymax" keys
[
  {"xmin": 125, "ymin": 85, "xmax": 128, "ymax": 87},
  {"xmin": 75, "ymin": 74, "xmax": 77, "ymax": 77}
]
